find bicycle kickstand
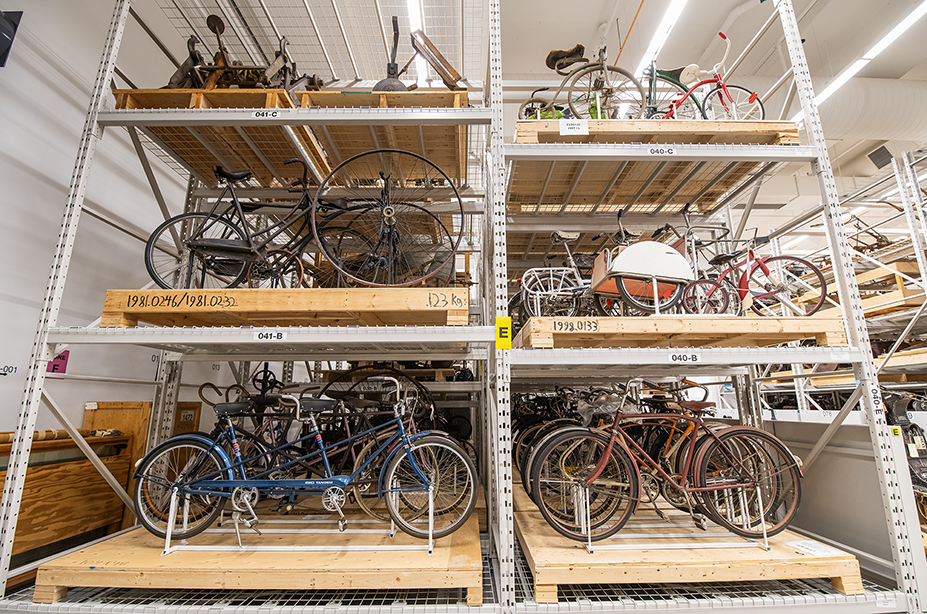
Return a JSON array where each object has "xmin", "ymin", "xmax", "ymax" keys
[{"xmin": 231, "ymin": 498, "xmax": 262, "ymax": 547}]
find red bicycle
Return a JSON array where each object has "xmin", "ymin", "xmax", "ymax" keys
[{"xmin": 658, "ymin": 32, "xmax": 765, "ymax": 120}]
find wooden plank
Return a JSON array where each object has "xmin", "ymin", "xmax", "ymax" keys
[
  {"xmin": 818, "ymin": 287, "xmax": 925, "ymax": 318},
  {"xmin": 855, "ymin": 261, "xmax": 920, "ymax": 286},
  {"xmin": 513, "ymin": 316, "xmax": 846, "ymax": 349},
  {"xmin": 34, "ymin": 514, "xmax": 481, "ymax": 604},
  {"xmin": 100, "ymin": 288, "xmax": 469, "ymax": 329},
  {"xmin": 514, "ymin": 120, "xmax": 800, "ymax": 146}
]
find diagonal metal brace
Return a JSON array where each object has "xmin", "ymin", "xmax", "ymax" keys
[{"xmin": 802, "ymin": 384, "xmax": 865, "ymax": 471}]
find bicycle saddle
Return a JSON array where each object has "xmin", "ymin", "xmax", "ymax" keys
[
  {"xmin": 551, "ymin": 230, "xmax": 580, "ymax": 243},
  {"xmin": 298, "ymin": 397, "xmax": 340, "ymax": 413},
  {"xmin": 545, "ymin": 44, "xmax": 585, "ymax": 70},
  {"xmin": 677, "ymin": 400, "xmax": 716, "ymax": 413},
  {"xmin": 708, "ymin": 249, "xmax": 745, "ymax": 266},
  {"xmin": 214, "ymin": 166, "xmax": 252, "ymax": 182},
  {"xmin": 659, "ymin": 66, "xmax": 688, "ymax": 81},
  {"xmin": 214, "ymin": 401, "xmax": 252, "ymax": 416}
]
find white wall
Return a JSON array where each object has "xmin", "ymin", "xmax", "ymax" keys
[{"xmin": 0, "ymin": 1, "xmax": 228, "ymax": 432}]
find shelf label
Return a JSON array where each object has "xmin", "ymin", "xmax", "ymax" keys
[
  {"xmin": 253, "ymin": 331, "xmax": 287, "ymax": 341},
  {"xmin": 891, "ymin": 426, "xmax": 902, "ymax": 437},
  {"xmin": 648, "ymin": 147, "xmax": 675, "ymax": 155},
  {"xmin": 496, "ymin": 316, "xmax": 512, "ymax": 349},
  {"xmin": 251, "ymin": 110, "xmax": 281, "ymax": 119},
  {"xmin": 668, "ymin": 351, "xmax": 702, "ymax": 364},
  {"xmin": 785, "ymin": 540, "xmax": 844, "ymax": 557},
  {"xmin": 559, "ymin": 119, "xmax": 588, "ymax": 135}
]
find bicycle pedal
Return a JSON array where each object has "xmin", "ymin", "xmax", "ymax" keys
[
  {"xmin": 693, "ymin": 514, "xmax": 708, "ymax": 531},
  {"xmin": 338, "ymin": 518, "xmax": 347, "ymax": 532}
]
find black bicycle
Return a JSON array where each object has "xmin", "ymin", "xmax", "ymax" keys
[{"xmin": 144, "ymin": 149, "xmax": 464, "ymax": 289}]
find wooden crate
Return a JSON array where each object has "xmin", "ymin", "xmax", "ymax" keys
[
  {"xmin": 507, "ymin": 120, "xmax": 798, "ymax": 215},
  {"xmin": 513, "ymin": 316, "xmax": 847, "ymax": 349},
  {"xmin": 100, "ymin": 288, "xmax": 469, "ymax": 328},
  {"xmin": 513, "ymin": 489, "xmax": 862, "ymax": 603},
  {"xmin": 33, "ymin": 514, "xmax": 483, "ymax": 606},
  {"xmin": 299, "ymin": 90, "xmax": 469, "ymax": 182},
  {"xmin": 113, "ymin": 89, "xmax": 329, "ymax": 188}
]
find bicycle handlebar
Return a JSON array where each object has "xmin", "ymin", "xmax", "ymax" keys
[
  {"xmin": 714, "ymin": 31, "xmax": 731, "ymax": 76},
  {"xmin": 284, "ymin": 158, "xmax": 309, "ymax": 189}
]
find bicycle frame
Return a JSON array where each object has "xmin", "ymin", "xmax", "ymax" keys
[{"xmin": 662, "ymin": 73, "xmax": 724, "ymax": 119}]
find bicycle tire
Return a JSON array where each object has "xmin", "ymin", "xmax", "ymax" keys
[
  {"xmin": 615, "ymin": 275, "xmax": 684, "ymax": 313},
  {"xmin": 708, "ymin": 274, "xmax": 744, "ymax": 315},
  {"xmin": 694, "ymin": 427, "xmax": 801, "ymax": 538},
  {"xmin": 311, "ymin": 149, "xmax": 463, "ymax": 287},
  {"xmin": 247, "ymin": 249, "xmax": 305, "ymax": 288},
  {"xmin": 145, "ymin": 212, "xmax": 248, "ymax": 289},
  {"xmin": 320, "ymin": 364, "xmax": 434, "ymax": 423},
  {"xmin": 518, "ymin": 96, "xmax": 557, "ymax": 120},
  {"xmin": 642, "ymin": 74, "xmax": 705, "ymax": 119},
  {"xmin": 530, "ymin": 429, "xmax": 638, "ymax": 541},
  {"xmin": 383, "ymin": 435, "xmax": 478, "ymax": 539},
  {"xmin": 567, "ymin": 65, "xmax": 645, "ymax": 119},
  {"xmin": 745, "ymin": 256, "xmax": 827, "ymax": 316},
  {"xmin": 521, "ymin": 270, "xmax": 579, "ymax": 317},
  {"xmin": 134, "ymin": 437, "xmax": 229, "ymax": 539},
  {"xmin": 350, "ymin": 435, "xmax": 396, "ymax": 522},
  {"xmin": 701, "ymin": 84, "xmax": 765, "ymax": 120},
  {"xmin": 522, "ymin": 425, "xmax": 590, "ymax": 502},
  {"xmin": 681, "ymin": 279, "xmax": 730, "ymax": 314}
]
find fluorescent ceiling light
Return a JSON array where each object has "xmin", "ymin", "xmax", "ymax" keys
[
  {"xmin": 635, "ymin": 0, "xmax": 690, "ymax": 76},
  {"xmin": 779, "ymin": 234, "xmax": 810, "ymax": 250},
  {"xmin": 406, "ymin": 0, "xmax": 429, "ymax": 85},
  {"xmin": 791, "ymin": 0, "xmax": 927, "ymax": 123}
]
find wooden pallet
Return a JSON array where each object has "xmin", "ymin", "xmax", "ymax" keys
[
  {"xmin": 514, "ymin": 119, "xmax": 800, "ymax": 145},
  {"xmin": 513, "ymin": 316, "xmax": 847, "ymax": 349},
  {"xmin": 33, "ymin": 513, "xmax": 482, "ymax": 605},
  {"xmin": 513, "ymin": 489, "xmax": 862, "ymax": 603},
  {"xmin": 113, "ymin": 88, "xmax": 330, "ymax": 188},
  {"xmin": 300, "ymin": 90, "xmax": 469, "ymax": 183},
  {"xmin": 99, "ymin": 288, "xmax": 469, "ymax": 328}
]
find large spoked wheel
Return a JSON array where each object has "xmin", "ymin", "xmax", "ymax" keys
[
  {"xmin": 350, "ymin": 435, "xmax": 397, "ymax": 522},
  {"xmin": 521, "ymin": 270, "xmax": 579, "ymax": 317},
  {"xmin": 615, "ymin": 275, "xmax": 684, "ymax": 313},
  {"xmin": 745, "ymin": 256, "xmax": 827, "ymax": 316},
  {"xmin": 701, "ymin": 84, "xmax": 765, "ymax": 120},
  {"xmin": 312, "ymin": 149, "xmax": 464, "ymax": 287},
  {"xmin": 643, "ymin": 75, "xmax": 705, "ymax": 119},
  {"xmin": 134, "ymin": 438, "xmax": 229, "ymax": 540},
  {"xmin": 247, "ymin": 249, "xmax": 305, "ymax": 288},
  {"xmin": 682, "ymin": 279, "xmax": 730, "ymax": 314},
  {"xmin": 530, "ymin": 429, "xmax": 638, "ymax": 542},
  {"xmin": 145, "ymin": 212, "xmax": 248, "ymax": 289},
  {"xmin": 694, "ymin": 428, "xmax": 801, "ymax": 538},
  {"xmin": 568, "ymin": 65, "xmax": 646, "ymax": 119},
  {"xmin": 383, "ymin": 435, "xmax": 478, "ymax": 539}
]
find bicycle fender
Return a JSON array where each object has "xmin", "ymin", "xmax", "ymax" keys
[
  {"xmin": 376, "ymin": 430, "xmax": 444, "ymax": 497},
  {"xmin": 133, "ymin": 433, "xmax": 235, "ymax": 480}
]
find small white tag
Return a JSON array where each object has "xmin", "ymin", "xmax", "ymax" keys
[
  {"xmin": 877, "ymin": 599, "xmax": 896, "ymax": 608},
  {"xmin": 85, "ymin": 402, "xmax": 98, "ymax": 410},
  {"xmin": 251, "ymin": 110, "xmax": 281, "ymax": 118},
  {"xmin": 253, "ymin": 331, "xmax": 288, "ymax": 341},
  {"xmin": 786, "ymin": 540, "xmax": 844, "ymax": 557},
  {"xmin": 559, "ymin": 119, "xmax": 589, "ymax": 135},
  {"xmin": 668, "ymin": 351, "xmax": 702, "ymax": 364}
]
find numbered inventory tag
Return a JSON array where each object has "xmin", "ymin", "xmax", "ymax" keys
[
  {"xmin": 251, "ymin": 110, "xmax": 280, "ymax": 118},
  {"xmin": 668, "ymin": 351, "xmax": 702, "ymax": 364},
  {"xmin": 559, "ymin": 119, "xmax": 589, "ymax": 135},
  {"xmin": 253, "ymin": 331, "xmax": 288, "ymax": 341}
]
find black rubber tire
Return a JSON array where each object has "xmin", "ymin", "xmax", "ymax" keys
[{"xmin": 701, "ymin": 84, "xmax": 765, "ymax": 120}]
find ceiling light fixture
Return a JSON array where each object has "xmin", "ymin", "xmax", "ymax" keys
[
  {"xmin": 635, "ymin": 0, "xmax": 690, "ymax": 76},
  {"xmin": 406, "ymin": 0, "xmax": 429, "ymax": 85},
  {"xmin": 791, "ymin": 0, "xmax": 927, "ymax": 123}
]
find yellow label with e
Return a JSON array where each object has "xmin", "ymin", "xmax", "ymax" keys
[
  {"xmin": 891, "ymin": 426, "xmax": 902, "ymax": 437},
  {"xmin": 496, "ymin": 316, "xmax": 512, "ymax": 349}
]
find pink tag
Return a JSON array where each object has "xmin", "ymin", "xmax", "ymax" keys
[{"xmin": 47, "ymin": 351, "xmax": 69, "ymax": 374}]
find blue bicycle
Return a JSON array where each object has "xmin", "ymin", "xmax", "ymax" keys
[{"xmin": 133, "ymin": 380, "xmax": 477, "ymax": 541}]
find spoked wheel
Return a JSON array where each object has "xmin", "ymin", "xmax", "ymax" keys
[
  {"xmin": 682, "ymin": 279, "xmax": 730, "ymax": 314},
  {"xmin": 521, "ymin": 270, "xmax": 579, "ymax": 317},
  {"xmin": 312, "ymin": 149, "xmax": 464, "ymax": 287},
  {"xmin": 134, "ymin": 438, "xmax": 230, "ymax": 539},
  {"xmin": 530, "ymin": 429, "xmax": 638, "ymax": 541},
  {"xmin": 641, "ymin": 75, "xmax": 705, "ymax": 119},
  {"xmin": 701, "ymin": 85, "xmax": 765, "ymax": 120},
  {"xmin": 247, "ymin": 249, "xmax": 305, "ymax": 288},
  {"xmin": 745, "ymin": 256, "xmax": 827, "ymax": 316},
  {"xmin": 568, "ymin": 65, "xmax": 646, "ymax": 119},
  {"xmin": 615, "ymin": 275, "xmax": 684, "ymax": 313},
  {"xmin": 518, "ymin": 97, "xmax": 556, "ymax": 119},
  {"xmin": 350, "ymin": 435, "xmax": 397, "ymax": 522},
  {"xmin": 384, "ymin": 435, "xmax": 478, "ymax": 539},
  {"xmin": 694, "ymin": 428, "xmax": 801, "ymax": 538},
  {"xmin": 145, "ymin": 212, "xmax": 248, "ymax": 289}
]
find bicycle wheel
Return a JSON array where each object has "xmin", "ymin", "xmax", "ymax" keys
[
  {"xmin": 530, "ymin": 429, "xmax": 638, "ymax": 541},
  {"xmin": 709, "ymin": 274, "xmax": 744, "ymax": 315},
  {"xmin": 134, "ymin": 437, "xmax": 229, "ymax": 539},
  {"xmin": 522, "ymin": 425, "xmax": 590, "ymax": 501},
  {"xmin": 701, "ymin": 85, "xmax": 765, "ymax": 120},
  {"xmin": 694, "ymin": 428, "xmax": 801, "ymax": 538},
  {"xmin": 521, "ymin": 270, "xmax": 579, "ymax": 317},
  {"xmin": 641, "ymin": 75, "xmax": 705, "ymax": 119},
  {"xmin": 682, "ymin": 279, "xmax": 730, "ymax": 314},
  {"xmin": 384, "ymin": 435, "xmax": 478, "ymax": 539},
  {"xmin": 312, "ymin": 149, "xmax": 464, "ymax": 287},
  {"xmin": 518, "ymin": 97, "xmax": 557, "ymax": 119},
  {"xmin": 745, "ymin": 256, "xmax": 827, "ymax": 316},
  {"xmin": 615, "ymin": 275, "xmax": 684, "ymax": 313},
  {"xmin": 145, "ymin": 212, "xmax": 248, "ymax": 289},
  {"xmin": 247, "ymin": 249, "xmax": 305, "ymax": 288},
  {"xmin": 568, "ymin": 65, "xmax": 645, "ymax": 119},
  {"xmin": 320, "ymin": 364, "xmax": 434, "ymax": 423},
  {"xmin": 350, "ymin": 435, "xmax": 395, "ymax": 522}
]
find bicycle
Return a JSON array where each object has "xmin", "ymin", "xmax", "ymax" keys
[
  {"xmin": 517, "ymin": 41, "xmax": 645, "ymax": 120},
  {"xmin": 133, "ymin": 378, "xmax": 477, "ymax": 541},
  {"xmin": 144, "ymin": 149, "xmax": 464, "ymax": 289},
  {"xmin": 646, "ymin": 32, "xmax": 765, "ymax": 120},
  {"xmin": 529, "ymin": 379, "xmax": 802, "ymax": 542}
]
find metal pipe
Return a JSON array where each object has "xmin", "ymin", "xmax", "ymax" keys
[
  {"xmin": 215, "ymin": 0, "xmax": 266, "ymax": 66},
  {"xmin": 331, "ymin": 0, "xmax": 360, "ymax": 79},
  {"xmin": 169, "ymin": 0, "xmax": 211, "ymax": 48},
  {"xmin": 802, "ymin": 385, "xmax": 865, "ymax": 471},
  {"xmin": 257, "ymin": 0, "xmax": 283, "ymax": 42},
  {"xmin": 725, "ymin": 10, "xmax": 778, "ymax": 79},
  {"xmin": 733, "ymin": 181, "xmax": 762, "ymax": 242},
  {"xmin": 778, "ymin": 77, "xmax": 797, "ymax": 121},
  {"xmin": 128, "ymin": 127, "xmax": 179, "ymax": 248},
  {"xmin": 761, "ymin": 68, "xmax": 793, "ymax": 107},
  {"xmin": 129, "ymin": 6, "xmax": 180, "ymax": 68},
  {"xmin": 301, "ymin": 0, "xmax": 337, "ymax": 80},
  {"xmin": 374, "ymin": 0, "xmax": 389, "ymax": 58}
]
